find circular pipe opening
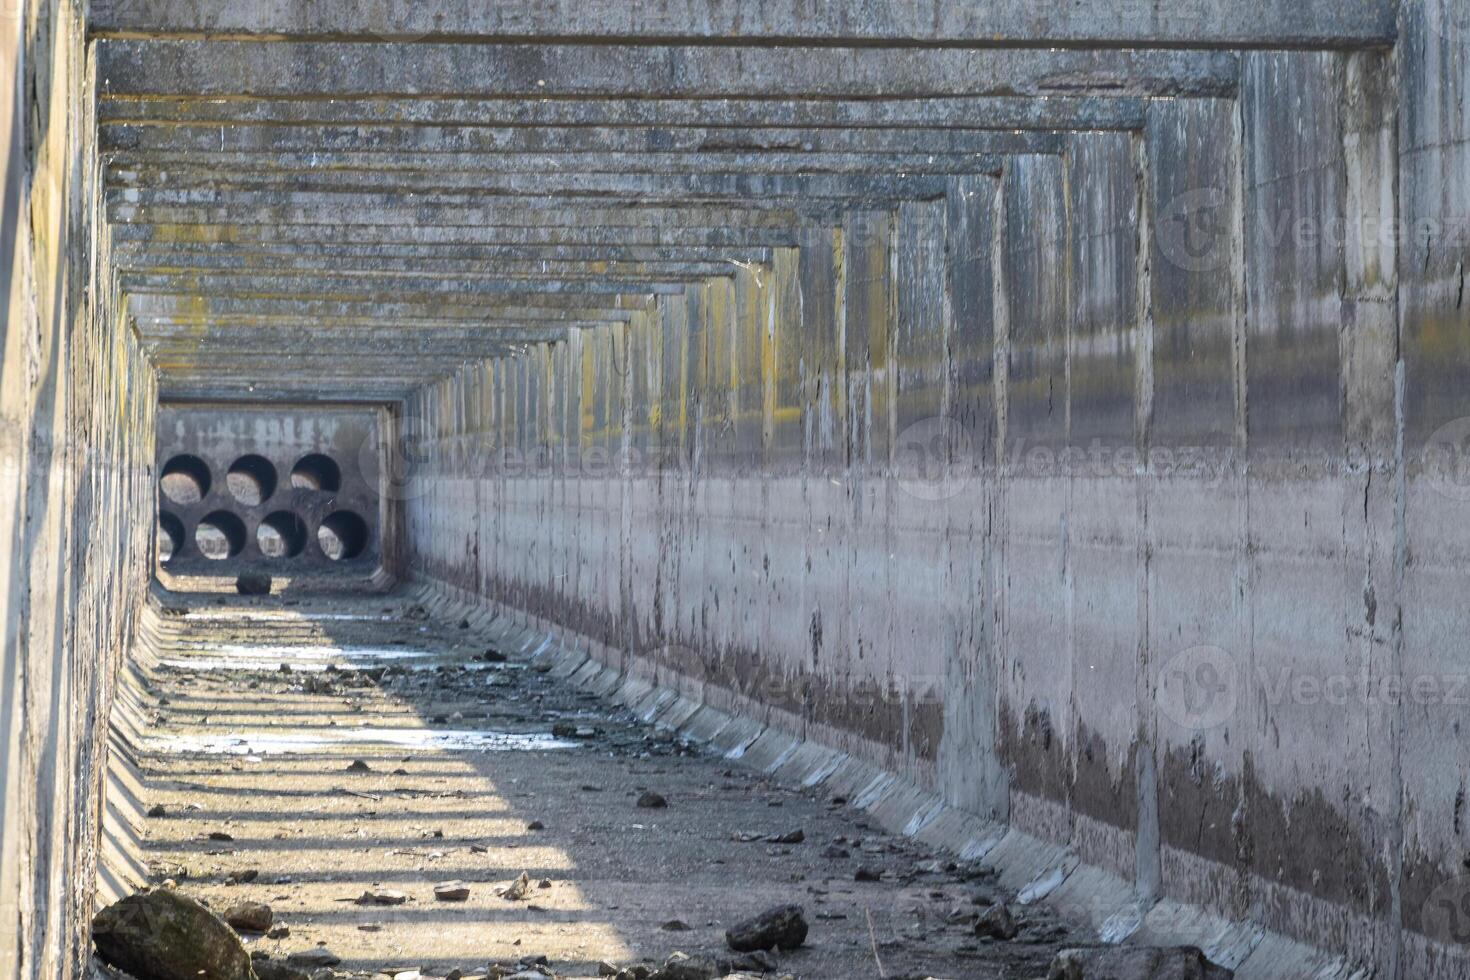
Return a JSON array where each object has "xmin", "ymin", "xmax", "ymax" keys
[
  {"xmin": 195, "ymin": 511, "xmax": 247, "ymax": 560},
  {"xmin": 291, "ymin": 454, "xmax": 342, "ymax": 492},
  {"xmin": 160, "ymin": 454, "xmax": 211, "ymax": 505},
  {"xmin": 227, "ymin": 454, "xmax": 278, "ymax": 506},
  {"xmin": 257, "ymin": 511, "xmax": 308, "ymax": 559},
  {"xmin": 317, "ymin": 511, "xmax": 369, "ymax": 561},
  {"xmin": 157, "ymin": 512, "xmax": 185, "ymax": 563}
]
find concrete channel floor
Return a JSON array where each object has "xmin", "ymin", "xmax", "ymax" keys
[{"xmin": 113, "ymin": 592, "xmax": 1082, "ymax": 979}]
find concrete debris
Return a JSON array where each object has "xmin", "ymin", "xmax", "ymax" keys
[
  {"xmin": 724, "ymin": 904, "xmax": 808, "ymax": 952},
  {"xmin": 236, "ymin": 574, "xmax": 273, "ymax": 596},
  {"xmin": 1047, "ymin": 947, "xmax": 1234, "ymax": 980},
  {"xmin": 357, "ymin": 889, "xmax": 409, "ymax": 906},
  {"xmin": 499, "ymin": 872, "xmax": 532, "ymax": 901},
  {"xmin": 223, "ymin": 900, "xmax": 274, "ymax": 933},
  {"xmin": 434, "ymin": 881, "xmax": 471, "ymax": 902},
  {"xmin": 254, "ymin": 963, "xmax": 311, "ymax": 980},
  {"xmin": 92, "ymin": 890, "xmax": 255, "ymax": 980},
  {"xmin": 648, "ymin": 952, "xmax": 719, "ymax": 980},
  {"xmin": 284, "ymin": 947, "xmax": 342, "ymax": 968},
  {"xmin": 974, "ymin": 903, "xmax": 1019, "ymax": 941}
]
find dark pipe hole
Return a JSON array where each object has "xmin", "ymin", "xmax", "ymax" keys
[
  {"xmin": 257, "ymin": 511, "xmax": 308, "ymax": 559},
  {"xmin": 227, "ymin": 454, "xmax": 278, "ymax": 507},
  {"xmin": 195, "ymin": 511, "xmax": 247, "ymax": 560},
  {"xmin": 317, "ymin": 511, "xmax": 369, "ymax": 561},
  {"xmin": 160, "ymin": 454, "xmax": 211, "ymax": 505},
  {"xmin": 157, "ymin": 511, "xmax": 185, "ymax": 563},
  {"xmin": 291, "ymin": 453, "xmax": 342, "ymax": 492}
]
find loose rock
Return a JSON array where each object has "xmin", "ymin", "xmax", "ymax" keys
[
  {"xmin": 636, "ymin": 791, "xmax": 668, "ymax": 809},
  {"xmin": 285, "ymin": 948, "xmax": 342, "ymax": 968},
  {"xmin": 649, "ymin": 952, "xmax": 718, "ymax": 980},
  {"xmin": 974, "ymin": 903, "xmax": 1018, "ymax": 941},
  {"xmin": 357, "ymin": 889, "xmax": 409, "ymax": 906},
  {"xmin": 255, "ymin": 963, "xmax": 311, "ymax": 980},
  {"xmin": 92, "ymin": 889, "xmax": 255, "ymax": 980},
  {"xmin": 224, "ymin": 900, "xmax": 274, "ymax": 933},
  {"xmin": 725, "ymin": 904, "xmax": 808, "ymax": 952},
  {"xmin": 1048, "ymin": 946, "xmax": 1234, "ymax": 980},
  {"xmin": 435, "ymin": 881, "xmax": 472, "ymax": 902}
]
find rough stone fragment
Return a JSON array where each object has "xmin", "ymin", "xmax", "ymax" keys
[
  {"xmin": 724, "ymin": 904, "xmax": 808, "ymax": 952},
  {"xmin": 649, "ymin": 953, "xmax": 718, "ymax": 980},
  {"xmin": 434, "ymin": 881, "xmax": 472, "ymax": 902},
  {"xmin": 255, "ymin": 963, "xmax": 311, "ymax": 980},
  {"xmin": 236, "ymin": 574, "xmax": 272, "ymax": 596},
  {"xmin": 92, "ymin": 889, "xmax": 255, "ymax": 980},
  {"xmin": 357, "ymin": 889, "xmax": 409, "ymax": 906},
  {"xmin": 285, "ymin": 948, "xmax": 341, "ymax": 968},
  {"xmin": 636, "ymin": 791, "xmax": 668, "ymax": 809},
  {"xmin": 223, "ymin": 900, "xmax": 274, "ymax": 933},
  {"xmin": 500, "ymin": 871, "xmax": 532, "ymax": 901},
  {"xmin": 1047, "ymin": 947, "xmax": 1234, "ymax": 980},
  {"xmin": 974, "ymin": 903, "xmax": 1018, "ymax": 941}
]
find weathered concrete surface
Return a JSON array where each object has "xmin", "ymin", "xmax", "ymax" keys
[
  {"xmin": 391, "ymin": 14, "xmax": 1470, "ymax": 977},
  {"xmin": 86, "ymin": 0, "xmax": 1397, "ymax": 48},
  {"xmin": 153, "ymin": 405, "xmax": 395, "ymax": 587},
  {"xmin": 0, "ymin": 3, "xmax": 1462, "ymax": 980},
  {"xmin": 1, "ymin": 2, "xmax": 156, "ymax": 979},
  {"xmin": 113, "ymin": 591, "xmax": 1084, "ymax": 979}
]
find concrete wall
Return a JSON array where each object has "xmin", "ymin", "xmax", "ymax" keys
[
  {"xmin": 153, "ymin": 403, "xmax": 393, "ymax": 586},
  {"xmin": 0, "ymin": 2, "xmax": 156, "ymax": 979},
  {"xmin": 402, "ymin": 5, "xmax": 1470, "ymax": 973}
]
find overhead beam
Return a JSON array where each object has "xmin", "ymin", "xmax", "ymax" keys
[
  {"xmin": 95, "ymin": 41, "xmax": 1239, "ymax": 99},
  {"xmin": 96, "ymin": 95, "xmax": 1149, "ymax": 130},
  {"xmin": 127, "ymin": 294, "xmax": 656, "ymax": 321},
  {"xmin": 100, "ymin": 124, "xmax": 1064, "ymax": 156},
  {"xmin": 87, "ymin": 0, "xmax": 1396, "ymax": 49}
]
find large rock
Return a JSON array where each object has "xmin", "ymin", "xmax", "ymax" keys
[
  {"xmin": 1048, "ymin": 947, "xmax": 1234, "ymax": 980},
  {"xmin": 724, "ymin": 904, "xmax": 808, "ymax": 952},
  {"xmin": 92, "ymin": 890, "xmax": 256, "ymax": 980}
]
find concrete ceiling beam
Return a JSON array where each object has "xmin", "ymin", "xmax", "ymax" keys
[
  {"xmin": 100, "ymin": 124, "xmax": 1064, "ymax": 156},
  {"xmin": 87, "ymin": 0, "xmax": 1395, "ymax": 49},
  {"xmin": 96, "ymin": 40, "xmax": 1238, "ymax": 99},
  {"xmin": 96, "ymin": 95, "xmax": 1149, "ymax": 130}
]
